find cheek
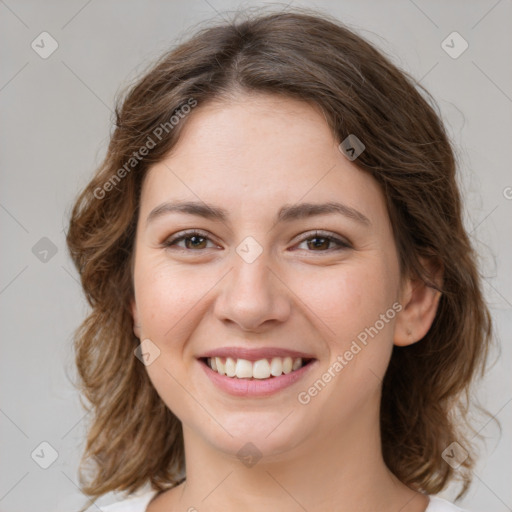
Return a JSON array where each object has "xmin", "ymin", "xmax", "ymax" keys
[
  {"xmin": 134, "ymin": 260, "xmax": 209, "ymax": 343},
  {"xmin": 295, "ymin": 260, "xmax": 397, "ymax": 349},
  {"xmin": 298, "ymin": 264, "xmax": 398, "ymax": 410},
  {"xmin": 133, "ymin": 262, "xmax": 207, "ymax": 421}
]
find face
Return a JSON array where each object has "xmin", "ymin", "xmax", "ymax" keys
[{"xmin": 130, "ymin": 93, "xmax": 415, "ymax": 460}]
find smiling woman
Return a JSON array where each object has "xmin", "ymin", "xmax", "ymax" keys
[{"xmin": 66, "ymin": 7, "xmax": 492, "ymax": 512}]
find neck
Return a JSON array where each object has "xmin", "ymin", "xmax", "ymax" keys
[{"xmin": 170, "ymin": 401, "xmax": 428, "ymax": 512}]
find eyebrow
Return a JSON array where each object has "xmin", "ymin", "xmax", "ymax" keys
[{"xmin": 145, "ymin": 200, "xmax": 371, "ymax": 227}]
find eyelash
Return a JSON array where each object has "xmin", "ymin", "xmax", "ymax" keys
[{"xmin": 161, "ymin": 229, "xmax": 352, "ymax": 253}]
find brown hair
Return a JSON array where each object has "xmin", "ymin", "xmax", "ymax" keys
[{"xmin": 66, "ymin": 7, "xmax": 493, "ymax": 509}]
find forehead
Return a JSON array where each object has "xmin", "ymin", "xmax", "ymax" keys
[
  {"xmin": 139, "ymin": 93, "xmax": 387, "ymax": 228},
  {"xmin": 162, "ymin": 93, "xmax": 336, "ymax": 172}
]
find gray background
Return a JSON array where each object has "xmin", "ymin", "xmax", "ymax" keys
[{"xmin": 1, "ymin": 1, "xmax": 511, "ymax": 511}]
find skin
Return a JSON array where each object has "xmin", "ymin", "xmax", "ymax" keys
[{"xmin": 130, "ymin": 92, "xmax": 442, "ymax": 512}]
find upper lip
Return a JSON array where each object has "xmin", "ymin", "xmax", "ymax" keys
[{"xmin": 197, "ymin": 347, "xmax": 316, "ymax": 362}]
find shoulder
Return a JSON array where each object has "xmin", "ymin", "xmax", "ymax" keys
[
  {"xmin": 427, "ymin": 495, "xmax": 469, "ymax": 512},
  {"xmin": 91, "ymin": 491, "xmax": 468, "ymax": 512},
  {"xmin": 86, "ymin": 489, "xmax": 160, "ymax": 512}
]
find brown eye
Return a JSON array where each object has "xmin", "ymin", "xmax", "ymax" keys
[
  {"xmin": 306, "ymin": 236, "xmax": 331, "ymax": 251},
  {"xmin": 296, "ymin": 231, "xmax": 352, "ymax": 252},
  {"xmin": 183, "ymin": 235, "xmax": 208, "ymax": 249},
  {"xmin": 162, "ymin": 230, "xmax": 216, "ymax": 251}
]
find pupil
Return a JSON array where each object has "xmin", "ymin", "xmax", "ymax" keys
[
  {"xmin": 309, "ymin": 237, "xmax": 328, "ymax": 250},
  {"xmin": 187, "ymin": 236, "xmax": 205, "ymax": 249}
]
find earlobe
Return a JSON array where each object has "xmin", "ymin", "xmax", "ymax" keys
[{"xmin": 394, "ymin": 258, "xmax": 443, "ymax": 347}]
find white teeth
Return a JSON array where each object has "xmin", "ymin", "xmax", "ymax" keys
[
  {"xmin": 292, "ymin": 357, "xmax": 302, "ymax": 371},
  {"xmin": 235, "ymin": 358, "xmax": 253, "ymax": 378},
  {"xmin": 215, "ymin": 357, "xmax": 225, "ymax": 375},
  {"xmin": 225, "ymin": 357, "xmax": 236, "ymax": 377},
  {"xmin": 206, "ymin": 356, "xmax": 306, "ymax": 379},
  {"xmin": 253, "ymin": 359, "xmax": 271, "ymax": 379},
  {"xmin": 270, "ymin": 357, "xmax": 283, "ymax": 377}
]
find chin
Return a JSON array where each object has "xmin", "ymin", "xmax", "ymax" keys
[{"xmin": 196, "ymin": 410, "xmax": 314, "ymax": 463}]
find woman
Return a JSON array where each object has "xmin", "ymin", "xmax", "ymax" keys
[{"xmin": 66, "ymin": 8, "xmax": 492, "ymax": 512}]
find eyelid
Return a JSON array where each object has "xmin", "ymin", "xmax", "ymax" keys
[
  {"xmin": 162, "ymin": 229, "xmax": 352, "ymax": 252},
  {"xmin": 293, "ymin": 230, "xmax": 352, "ymax": 250},
  {"xmin": 162, "ymin": 229, "xmax": 220, "ymax": 248}
]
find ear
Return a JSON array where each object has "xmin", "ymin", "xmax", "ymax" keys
[
  {"xmin": 394, "ymin": 257, "xmax": 443, "ymax": 347},
  {"xmin": 130, "ymin": 298, "xmax": 142, "ymax": 339}
]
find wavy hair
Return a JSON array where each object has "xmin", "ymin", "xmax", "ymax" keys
[{"xmin": 66, "ymin": 8, "xmax": 493, "ymax": 510}]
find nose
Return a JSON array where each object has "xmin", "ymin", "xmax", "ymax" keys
[{"xmin": 213, "ymin": 248, "xmax": 291, "ymax": 332}]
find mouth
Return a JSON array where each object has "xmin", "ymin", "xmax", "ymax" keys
[
  {"xmin": 198, "ymin": 356, "xmax": 316, "ymax": 380},
  {"xmin": 198, "ymin": 354, "xmax": 318, "ymax": 397}
]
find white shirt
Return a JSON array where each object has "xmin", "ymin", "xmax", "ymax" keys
[{"xmin": 95, "ymin": 489, "xmax": 468, "ymax": 511}]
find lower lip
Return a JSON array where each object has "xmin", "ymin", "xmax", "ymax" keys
[{"xmin": 198, "ymin": 359, "xmax": 317, "ymax": 397}]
